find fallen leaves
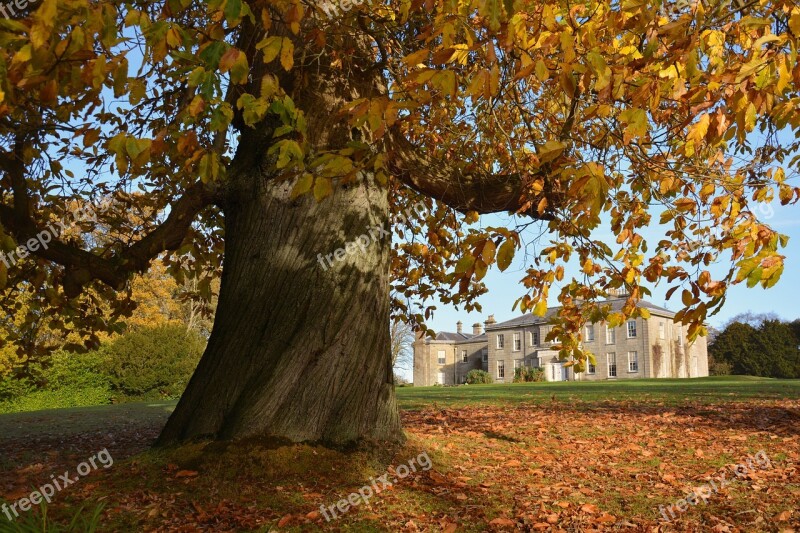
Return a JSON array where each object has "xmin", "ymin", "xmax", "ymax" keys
[{"xmin": 0, "ymin": 398, "xmax": 797, "ymax": 531}]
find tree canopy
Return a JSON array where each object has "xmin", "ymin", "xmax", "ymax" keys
[{"xmin": 1, "ymin": 0, "xmax": 799, "ymax": 372}]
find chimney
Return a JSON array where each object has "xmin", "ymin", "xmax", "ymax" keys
[
  {"xmin": 484, "ymin": 315, "xmax": 497, "ymax": 328},
  {"xmin": 456, "ymin": 321, "xmax": 463, "ymax": 334},
  {"xmin": 473, "ymin": 323, "xmax": 482, "ymax": 335}
]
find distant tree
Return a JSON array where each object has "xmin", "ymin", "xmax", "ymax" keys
[
  {"xmin": 724, "ymin": 312, "xmax": 782, "ymax": 328},
  {"xmin": 752, "ymin": 320, "xmax": 800, "ymax": 379},
  {"xmin": 710, "ymin": 319, "xmax": 800, "ymax": 379},
  {"xmin": 390, "ymin": 319, "xmax": 415, "ymax": 371}
]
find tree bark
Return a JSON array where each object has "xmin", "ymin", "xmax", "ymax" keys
[{"xmin": 157, "ymin": 170, "xmax": 403, "ymax": 446}]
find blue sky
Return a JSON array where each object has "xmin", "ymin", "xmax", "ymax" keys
[{"xmin": 422, "ymin": 202, "xmax": 800, "ymax": 337}]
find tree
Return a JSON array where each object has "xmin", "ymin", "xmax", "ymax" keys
[
  {"xmin": 390, "ymin": 318, "xmax": 414, "ymax": 371},
  {"xmin": 709, "ymin": 318, "xmax": 800, "ymax": 378},
  {"xmin": 1, "ymin": 0, "xmax": 799, "ymax": 445},
  {"xmin": 709, "ymin": 321, "xmax": 760, "ymax": 375}
]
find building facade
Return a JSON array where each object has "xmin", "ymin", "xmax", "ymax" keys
[{"xmin": 413, "ymin": 297, "xmax": 709, "ymax": 386}]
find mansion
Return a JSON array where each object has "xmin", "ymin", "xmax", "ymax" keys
[{"xmin": 413, "ymin": 296, "xmax": 709, "ymax": 386}]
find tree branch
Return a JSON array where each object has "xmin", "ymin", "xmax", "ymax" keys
[
  {"xmin": 386, "ymin": 131, "xmax": 554, "ymax": 219},
  {"xmin": 0, "ymin": 140, "xmax": 219, "ymax": 296}
]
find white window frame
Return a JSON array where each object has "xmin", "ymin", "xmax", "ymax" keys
[
  {"xmin": 585, "ymin": 324, "xmax": 595, "ymax": 342},
  {"xmin": 659, "ymin": 321, "xmax": 665, "ymax": 340},
  {"xmin": 437, "ymin": 350, "xmax": 446, "ymax": 365},
  {"xmin": 461, "ymin": 349, "xmax": 468, "ymax": 363},
  {"xmin": 628, "ymin": 351, "xmax": 639, "ymax": 373},
  {"xmin": 513, "ymin": 332, "xmax": 521, "ymax": 351},
  {"xmin": 607, "ymin": 352, "xmax": 617, "ymax": 378},
  {"xmin": 497, "ymin": 360, "xmax": 505, "ymax": 379},
  {"xmin": 437, "ymin": 371, "xmax": 445, "ymax": 385},
  {"xmin": 605, "ymin": 325, "xmax": 616, "ymax": 345},
  {"xmin": 627, "ymin": 320, "xmax": 637, "ymax": 338},
  {"xmin": 496, "ymin": 334, "xmax": 505, "ymax": 349}
]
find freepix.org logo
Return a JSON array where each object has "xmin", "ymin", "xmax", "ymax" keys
[
  {"xmin": 0, "ymin": 0, "xmax": 39, "ymax": 20},
  {"xmin": 662, "ymin": 0, "xmax": 747, "ymax": 15}
]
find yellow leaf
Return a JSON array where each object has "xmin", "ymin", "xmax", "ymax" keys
[
  {"xmin": 481, "ymin": 240, "xmax": 496, "ymax": 264},
  {"xmin": 533, "ymin": 299, "xmax": 547, "ymax": 316},
  {"xmin": 313, "ymin": 177, "xmax": 333, "ymax": 201},
  {"xmin": 687, "ymin": 113, "xmax": 710, "ymax": 145},
  {"xmin": 538, "ymin": 140, "xmax": 566, "ymax": 163},
  {"xmin": 402, "ymin": 49, "xmax": 429, "ymax": 67},
  {"xmin": 497, "ymin": 239, "xmax": 515, "ymax": 271},
  {"xmin": 534, "ymin": 60, "xmax": 549, "ymax": 82},
  {"xmin": 257, "ymin": 36, "xmax": 282, "ymax": 64},
  {"xmin": 280, "ymin": 38, "xmax": 295, "ymax": 71},
  {"xmin": 291, "ymin": 173, "xmax": 313, "ymax": 200}
]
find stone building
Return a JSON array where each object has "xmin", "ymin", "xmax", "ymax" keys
[{"xmin": 413, "ymin": 295, "xmax": 709, "ymax": 385}]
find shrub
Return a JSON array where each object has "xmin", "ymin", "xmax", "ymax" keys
[
  {"xmin": 513, "ymin": 366, "xmax": 545, "ymax": 383},
  {"xmin": 0, "ymin": 374, "xmax": 35, "ymax": 402},
  {"xmin": 33, "ymin": 350, "xmax": 111, "ymax": 391},
  {"xmin": 0, "ymin": 351, "xmax": 112, "ymax": 413},
  {"xmin": 465, "ymin": 369, "xmax": 493, "ymax": 384},
  {"xmin": 0, "ymin": 386, "xmax": 112, "ymax": 414},
  {"xmin": 708, "ymin": 355, "xmax": 732, "ymax": 376},
  {"xmin": 101, "ymin": 324, "xmax": 205, "ymax": 400}
]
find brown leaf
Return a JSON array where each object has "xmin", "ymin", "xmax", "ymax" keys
[{"xmin": 489, "ymin": 517, "xmax": 516, "ymax": 529}]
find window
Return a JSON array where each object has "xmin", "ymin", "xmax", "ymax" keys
[
  {"xmin": 513, "ymin": 333, "xmax": 521, "ymax": 351},
  {"xmin": 627, "ymin": 320, "xmax": 637, "ymax": 338},
  {"xmin": 482, "ymin": 349, "xmax": 488, "ymax": 363},
  {"xmin": 533, "ymin": 330, "xmax": 540, "ymax": 345},
  {"xmin": 628, "ymin": 351, "xmax": 639, "ymax": 372},
  {"xmin": 585, "ymin": 324, "xmax": 595, "ymax": 342},
  {"xmin": 607, "ymin": 352, "xmax": 617, "ymax": 378},
  {"xmin": 437, "ymin": 371, "xmax": 445, "ymax": 385},
  {"xmin": 588, "ymin": 363, "xmax": 596, "ymax": 374},
  {"xmin": 496, "ymin": 334, "xmax": 505, "ymax": 349},
  {"xmin": 461, "ymin": 350, "xmax": 468, "ymax": 363},
  {"xmin": 437, "ymin": 350, "xmax": 446, "ymax": 365},
  {"xmin": 497, "ymin": 360, "xmax": 505, "ymax": 379},
  {"xmin": 606, "ymin": 325, "xmax": 616, "ymax": 344},
  {"xmin": 659, "ymin": 322, "xmax": 665, "ymax": 339}
]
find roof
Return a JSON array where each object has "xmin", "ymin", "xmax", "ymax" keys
[
  {"xmin": 485, "ymin": 298, "xmax": 675, "ymax": 331},
  {"xmin": 434, "ymin": 331, "xmax": 475, "ymax": 342},
  {"xmin": 428, "ymin": 332, "xmax": 488, "ymax": 344}
]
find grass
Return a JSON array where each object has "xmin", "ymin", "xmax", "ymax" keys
[
  {"xmin": 0, "ymin": 376, "xmax": 798, "ymax": 531},
  {"xmin": 398, "ymin": 375, "xmax": 800, "ymax": 410}
]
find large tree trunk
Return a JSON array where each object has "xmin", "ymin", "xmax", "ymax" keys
[{"xmin": 157, "ymin": 169, "xmax": 404, "ymax": 446}]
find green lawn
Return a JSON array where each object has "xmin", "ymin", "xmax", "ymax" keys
[
  {"xmin": 0, "ymin": 377, "xmax": 797, "ymax": 441},
  {"xmin": 397, "ymin": 375, "xmax": 800, "ymax": 409}
]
